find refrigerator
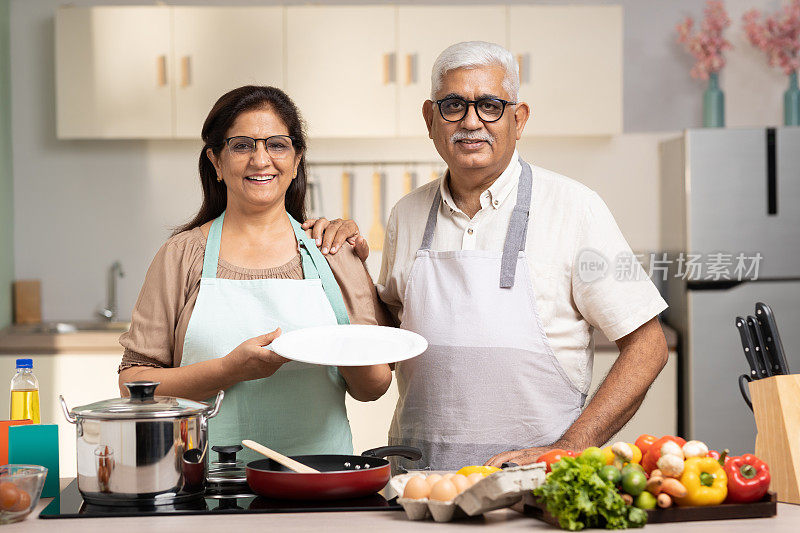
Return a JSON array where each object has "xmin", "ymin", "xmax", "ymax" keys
[{"xmin": 660, "ymin": 127, "xmax": 800, "ymax": 453}]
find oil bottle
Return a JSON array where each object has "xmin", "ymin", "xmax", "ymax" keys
[{"xmin": 10, "ymin": 358, "xmax": 40, "ymax": 424}]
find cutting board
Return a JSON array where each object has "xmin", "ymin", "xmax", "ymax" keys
[
  {"xmin": 13, "ymin": 280, "xmax": 41, "ymax": 324},
  {"xmin": 523, "ymin": 491, "xmax": 777, "ymax": 525}
]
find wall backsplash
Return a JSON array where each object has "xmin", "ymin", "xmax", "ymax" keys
[{"xmin": 9, "ymin": 0, "xmax": 790, "ymax": 321}]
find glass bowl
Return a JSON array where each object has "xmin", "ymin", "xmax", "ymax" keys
[{"xmin": 0, "ymin": 465, "xmax": 48, "ymax": 524}]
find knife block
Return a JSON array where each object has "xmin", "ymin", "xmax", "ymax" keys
[{"xmin": 749, "ymin": 374, "xmax": 800, "ymax": 504}]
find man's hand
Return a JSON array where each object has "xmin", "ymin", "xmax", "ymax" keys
[
  {"xmin": 484, "ymin": 440, "xmax": 580, "ymax": 467},
  {"xmin": 301, "ymin": 217, "xmax": 369, "ymax": 261}
]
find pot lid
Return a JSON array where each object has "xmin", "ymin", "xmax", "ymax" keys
[{"xmin": 70, "ymin": 381, "xmax": 211, "ymax": 420}]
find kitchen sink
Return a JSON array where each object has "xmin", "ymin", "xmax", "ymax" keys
[{"xmin": 10, "ymin": 321, "xmax": 130, "ymax": 334}]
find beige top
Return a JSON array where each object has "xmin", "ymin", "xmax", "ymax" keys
[{"xmin": 119, "ymin": 227, "xmax": 390, "ymax": 371}]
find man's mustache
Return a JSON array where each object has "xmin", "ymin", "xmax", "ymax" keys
[{"xmin": 450, "ymin": 130, "xmax": 495, "ymax": 144}]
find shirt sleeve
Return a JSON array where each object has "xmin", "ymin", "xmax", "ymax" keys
[
  {"xmin": 326, "ymin": 243, "xmax": 393, "ymax": 327},
  {"xmin": 376, "ymin": 206, "xmax": 402, "ymax": 326},
  {"xmin": 571, "ymin": 192, "xmax": 668, "ymax": 341},
  {"xmin": 118, "ymin": 236, "xmax": 196, "ymax": 371}
]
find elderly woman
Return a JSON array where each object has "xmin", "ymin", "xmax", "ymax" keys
[{"xmin": 118, "ymin": 85, "xmax": 392, "ymax": 459}]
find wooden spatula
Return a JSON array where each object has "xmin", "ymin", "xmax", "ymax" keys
[
  {"xmin": 242, "ymin": 439, "xmax": 320, "ymax": 474},
  {"xmin": 368, "ymin": 171, "xmax": 385, "ymax": 251},
  {"xmin": 402, "ymin": 170, "xmax": 415, "ymax": 196},
  {"xmin": 341, "ymin": 170, "xmax": 352, "ymax": 219}
]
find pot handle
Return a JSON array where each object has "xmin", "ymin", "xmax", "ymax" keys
[
  {"xmin": 361, "ymin": 445, "xmax": 422, "ymax": 461},
  {"xmin": 59, "ymin": 395, "xmax": 77, "ymax": 424},
  {"xmin": 206, "ymin": 390, "xmax": 225, "ymax": 418}
]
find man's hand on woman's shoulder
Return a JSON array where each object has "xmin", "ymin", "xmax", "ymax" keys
[{"xmin": 302, "ymin": 217, "xmax": 369, "ymax": 261}]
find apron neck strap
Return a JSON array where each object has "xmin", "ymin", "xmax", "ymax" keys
[
  {"xmin": 499, "ymin": 158, "xmax": 533, "ymax": 288},
  {"xmin": 202, "ymin": 212, "xmax": 225, "ymax": 279},
  {"xmin": 288, "ymin": 216, "xmax": 350, "ymax": 325},
  {"xmin": 419, "ymin": 157, "xmax": 534, "ymax": 288}
]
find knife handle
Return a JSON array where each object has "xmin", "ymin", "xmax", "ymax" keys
[
  {"xmin": 736, "ymin": 316, "xmax": 760, "ymax": 379},
  {"xmin": 756, "ymin": 302, "xmax": 790, "ymax": 375},
  {"xmin": 747, "ymin": 316, "xmax": 772, "ymax": 378}
]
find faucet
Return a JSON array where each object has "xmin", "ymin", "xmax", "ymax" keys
[{"xmin": 97, "ymin": 261, "xmax": 124, "ymax": 322}]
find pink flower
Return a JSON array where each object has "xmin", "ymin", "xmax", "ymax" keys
[
  {"xmin": 743, "ymin": 0, "xmax": 800, "ymax": 75},
  {"xmin": 676, "ymin": 1, "xmax": 733, "ymax": 80}
]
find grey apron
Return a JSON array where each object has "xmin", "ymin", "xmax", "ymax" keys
[{"xmin": 389, "ymin": 158, "xmax": 585, "ymax": 471}]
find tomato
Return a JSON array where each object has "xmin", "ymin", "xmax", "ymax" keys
[
  {"xmin": 642, "ymin": 436, "xmax": 687, "ymax": 474},
  {"xmin": 634, "ymin": 434, "xmax": 657, "ymax": 457},
  {"xmin": 536, "ymin": 449, "xmax": 575, "ymax": 473}
]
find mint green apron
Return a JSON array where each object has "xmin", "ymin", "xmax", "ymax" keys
[{"xmin": 181, "ymin": 211, "xmax": 353, "ymax": 463}]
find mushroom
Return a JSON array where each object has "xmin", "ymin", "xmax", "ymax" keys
[
  {"xmin": 656, "ymin": 454, "xmax": 685, "ymax": 478},
  {"xmin": 611, "ymin": 441, "xmax": 633, "ymax": 469},
  {"xmin": 682, "ymin": 440, "xmax": 709, "ymax": 459},
  {"xmin": 660, "ymin": 441, "xmax": 684, "ymax": 460}
]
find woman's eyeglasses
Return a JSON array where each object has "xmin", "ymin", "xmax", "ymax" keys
[{"xmin": 224, "ymin": 135, "xmax": 296, "ymax": 159}]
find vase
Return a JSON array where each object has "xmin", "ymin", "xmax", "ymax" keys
[
  {"xmin": 703, "ymin": 72, "xmax": 725, "ymax": 128},
  {"xmin": 785, "ymin": 71, "xmax": 800, "ymax": 127}
]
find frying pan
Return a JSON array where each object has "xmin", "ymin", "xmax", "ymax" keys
[{"xmin": 246, "ymin": 446, "xmax": 421, "ymax": 500}]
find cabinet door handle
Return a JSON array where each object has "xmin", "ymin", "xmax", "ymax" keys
[
  {"xmin": 157, "ymin": 55, "xmax": 168, "ymax": 86},
  {"xmin": 405, "ymin": 53, "xmax": 417, "ymax": 85},
  {"xmin": 180, "ymin": 56, "xmax": 192, "ymax": 87},
  {"xmin": 382, "ymin": 53, "xmax": 396, "ymax": 85},
  {"xmin": 516, "ymin": 53, "xmax": 530, "ymax": 85}
]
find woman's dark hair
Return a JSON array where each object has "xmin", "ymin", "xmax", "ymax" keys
[{"xmin": 173, "ymin": 85, "xmax": 307, "ymax": 235}]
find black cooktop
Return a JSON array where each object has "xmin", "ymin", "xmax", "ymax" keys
[{"xmin": 40, "ymin": 480, "xmax": 401, "ymax": 519}]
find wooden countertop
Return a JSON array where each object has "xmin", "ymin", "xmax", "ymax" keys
[
  {"xmin": 0, "ymin": 323, "xmax": 677, "ymax": 355},
  {"xmin": 10, "ymin": 479, "xmax": 796, "ymax": 532}
]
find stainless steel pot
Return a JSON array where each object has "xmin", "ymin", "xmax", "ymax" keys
[{"xmin": 60, "ymin": 381, "xmax": 224, "ymax": 506}]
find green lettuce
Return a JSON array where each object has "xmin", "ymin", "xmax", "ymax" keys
[{"xmin": 532, "ymin": 456, "xmax": 647, "ymax": 530}]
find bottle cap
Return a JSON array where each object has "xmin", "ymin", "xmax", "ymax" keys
[{"xmin": 15, "ymin": 358, "xmax": 33, "ymax": 369}]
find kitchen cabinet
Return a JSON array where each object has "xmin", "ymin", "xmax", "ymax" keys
[
  {"xmin": 0, "ymin": 352, "xmax": 123, "ymax": 478},
  {"xmin": 286, "ymin": 6, "xmax": 397, "ymax": 138},
  {"xmin": 395, "ymin": 6, "xmax": 507, "ymax": 137},
  {"xmin": 56, "ymin": 6, "xmax": 284, "ymax": 139},
  {"xmin": 56, "ymin": 7, "xmax": 173, "ymax": 138},
  {"xmin": 173, "ymin": 7, "xmax": 284, "ymax": 138},
  {"xmin": 509, "ymin": 5, "xmax": 623, "ymax": 136}
]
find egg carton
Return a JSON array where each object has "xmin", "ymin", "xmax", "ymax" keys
[{"xmin": 392, "ymin": 464, "xmax": 546, "ymax": 522}]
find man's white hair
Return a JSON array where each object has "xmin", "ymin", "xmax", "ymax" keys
[{"xmin": 430, "ymin": 41, "xmax": 519, "ymax": 101}]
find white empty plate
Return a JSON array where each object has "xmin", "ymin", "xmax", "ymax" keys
[{"xmin": 269, "ymin": 325, "xmax": 428, "ymax": 366}]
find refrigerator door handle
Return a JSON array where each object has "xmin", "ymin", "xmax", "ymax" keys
[{"xmin": 766, "ymin": 127, "xmax": 777, "ymax": 216}]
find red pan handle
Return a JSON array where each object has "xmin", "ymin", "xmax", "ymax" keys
[{"xmin": 361, "ymin": 446, "xmax": 422, "ymax": 461}]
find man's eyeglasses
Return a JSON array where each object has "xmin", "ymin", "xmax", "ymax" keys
[
  {"xmin": 224, "ymin": 135, "xmax": 296, "ymax": 159},
  {"xmin": 435, "ymin": 97, "xmax": 516, "ymax": 123}
]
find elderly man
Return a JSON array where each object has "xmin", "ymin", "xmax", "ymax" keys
[{"xmin": 377, "ymin": 41, "xmax": 669, "ymax": 471}]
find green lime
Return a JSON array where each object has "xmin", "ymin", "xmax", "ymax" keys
[
  {"xmin": 578, "ymin": 447, "xmax": 605, "ymax": 468},
  {"xmin": 598, "ymin": 465, "xmax": 622, "ymax": 486},
  {"xmin": 621, "ymin": 470, "xmax": 647, "ymax": 496},
  {"xmin": 634, "ymin": 491, "xmax": 657, "ymax": 509},
  {"xmin": 620, "ymin": 463, "xmax": 644, "ymax": 477}
]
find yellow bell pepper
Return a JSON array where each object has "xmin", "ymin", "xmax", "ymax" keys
[
  {"xmin": 602, "ymin": 446, "xmax": 615, "ymax": 466},
  {"xmin": 629, "ymin": 444, "xmax": 642, "ymax": 464},
  {"xmin": 677, "ymin": 457, "xmax": 728, "ymax": 506}
]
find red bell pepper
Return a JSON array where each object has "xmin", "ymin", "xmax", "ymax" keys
[
  {"xmin": 707, "ymin": 449, "xmax": 730, "ymax": 465},
  {"xmin": 642, "ymin": 435, "xmax": 686, "ymax": 474},
  {"xmin": 724, "ymin": 454, "xmax": 770, "ymax": 503}
]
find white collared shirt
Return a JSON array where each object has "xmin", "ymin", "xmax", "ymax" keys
[{"xmin": 377, "ymin": 150, "xmax": 667, "ymax": 393}]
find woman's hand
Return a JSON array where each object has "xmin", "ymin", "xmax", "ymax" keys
[
  {"xmin": 302, "ymin": 218, "xmax": 369, "ymax": 261},
  {"xmin": 223, "ymin": 329, "xmax": 290, "ymax": 381}
]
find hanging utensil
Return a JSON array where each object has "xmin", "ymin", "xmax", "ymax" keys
[
  {"xmin": 738, "ymin": 374, "xmax": 753, "ymax": 412},
  {"xmin": 747, "ymin": 316, "xmax": 772, "ymax": 378},
  {"xmin": 755, "ymin": 302, "xmax": 790, "ymax": 375},
  {"xmin": 242, "ymin": 439, "xmax": 319, "ymax": 474},
  {"xmin": 402, "ymin": 170, "xmax": 415, "ymax": 196},
  {"xmin": 245, "ymin": 446, "xmax": 422, "ymax": 500},
  {"xmin": 341, "ymin": 169, "xmax": 353, "ymax": 220},
  {"xmin": 368, "ymin": 170, "xmax": 385, "ymax": 251}
]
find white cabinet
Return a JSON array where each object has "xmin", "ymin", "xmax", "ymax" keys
[
  {"xmin": 56, "ymin": 6, "xmax": 285, "ymax": 139},
  {"xmin": 173, "ymin": 7, "xmax": 284, "ymax": 138},
  {"xmin": 509, "ymin": 5, "xmax": 623, "ymax": 136},
  {"xmin": 396, "ymin": 6, "xmax": 507, "ymax": 137},
  {"xmin": 56, "ymin": 7, "xmax": 173, "ymax": 138},
  {"xmin": 286, "ymin": 6, "xmax": 397, "ymax": 138}
]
